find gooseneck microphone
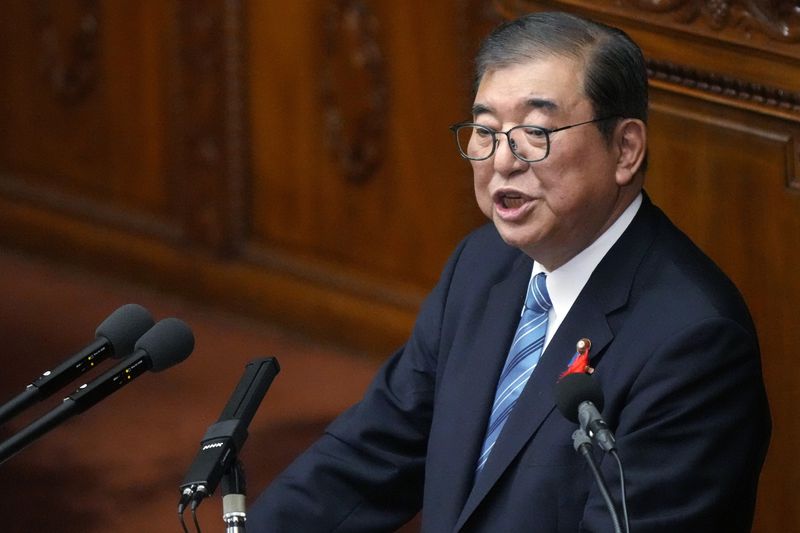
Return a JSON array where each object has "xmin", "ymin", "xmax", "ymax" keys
[
  {"xmin": 0, "ymin": 303, "xmax": 155, "ymax": 425},
  {"xmin": 0, "ymin": 317, "xmax": 194, "ymax": 465},
  {"xmin": 178, "ymin": 357, "xmax": 280, "ymax": 517},
  {"xmin": 555, "ymin": 372, "xmax": 628, "ymax": 533}
]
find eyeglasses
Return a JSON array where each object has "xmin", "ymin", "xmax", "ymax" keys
[{"xmin": 449, "ymin": 116, "xmax": 616, "ymax": 163}]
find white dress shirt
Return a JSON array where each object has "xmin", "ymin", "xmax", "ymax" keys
[{"xmin": 531, "ymin": 193, "xmax": 643, "ymax": 349}]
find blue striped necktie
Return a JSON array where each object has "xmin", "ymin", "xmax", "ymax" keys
[{"xmin": 476, "ymin": 272, "xmax": 552, "ymax": 473}]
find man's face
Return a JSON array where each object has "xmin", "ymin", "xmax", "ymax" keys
[{"xmin": 471, "ymin": 56, "xmax": 631, "ymax": 270}]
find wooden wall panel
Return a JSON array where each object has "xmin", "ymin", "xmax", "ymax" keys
[
  {"xmin": 0, "ymin": 2, "xmax": 181, "ymax": 241},
  {"xmin": 245, "ymin": 0, "xmax": 487, "ymax": 304},
  {"xmin": 645, "ymin": 87, "xmax": 800, "ymax": 532},
  {"xmin": 0, "ymin": 0, "xmax": 497, "ymax": 353}
]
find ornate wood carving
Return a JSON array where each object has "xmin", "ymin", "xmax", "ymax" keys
[
  {"xmin": 501, "ymin": 1, "xmax": 800, "ymax": 43},
  {"xmin": 321, "ymin": 0, "xmax": 388, "ymax": 184},
  {"xmin": 35, "ymin": 0, "xmax": 100, "ymax": 104},
  {"xmin": 647, "ymin": 59, "xmax": 800, "ymax": 114},
  {"xmin": 174, "ymin": 0, "xmax": 248, "ymax": 253},
  {"xmin": 627, "ymin": 0, "xmax": 800, "ymax": 42}
]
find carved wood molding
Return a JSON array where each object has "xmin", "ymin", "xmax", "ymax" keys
[
  {"xmin": 243, "ymin": 242, "xmax": 426, "ymax": 311},
  {"xmin": 35, "ymin": 0, "xmax": 100, "ymax": 104},
  {"xmin": 0, "ymin": 170, "xmax": 183, "ymax": 240},
  {"xmin": 174, "ymin": 0, "xmax": 248, "ymax": 253},
  {"xmin": 321, "ymin": 0, "xmax": 388, "ymax": 185},
  {"xmin": 627, "ymin": 0, "xmax": 800, "ymax": 43},
  {"xmin": 647, "ymin": 59, "xmax": 800, "ymax": 115},
  {"xmin": 500, "ymin": 1, "xmax": 800, "ymax": 47}
]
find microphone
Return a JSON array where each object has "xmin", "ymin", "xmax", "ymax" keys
[
  {"xmin": 0, "ymin": 303, "xmax": 155, "ymax": 425},
  {"xmin": 179, "ymin": 357, "xmax": 280, "ymax": 511},
  {"xmin": 0, "ymin": 317, "xmax": 194, "ymax": 465},
  {"xmin": 555, "ymin": 372, "xmax": 616, "ymax": 452},
  {"xmin": 555, "ymin": 372, "xmax": 629, "ymax": 533}
]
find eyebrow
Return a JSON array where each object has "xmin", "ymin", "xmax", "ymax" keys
[{"xmin": 472, "ymin": 97, "xmax": 559, "ymax": 117}]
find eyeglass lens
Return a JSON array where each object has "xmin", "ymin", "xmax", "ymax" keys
[{"xmin": 455, "ymin": 125, "xmax": 548, "ymax": 161}]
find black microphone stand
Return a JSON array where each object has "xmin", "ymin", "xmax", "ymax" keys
[
  {"xmin": 0, "ymin": 352, "xmax": 153, "ymax": 465},
  {"xmin": 0, "ymin": 338, "xmax": 110, "ymax": 425},
  {"xmin": 571, "ymin": 429, "xmax": 623, "ymax": 533},
  {"xmin": 221, "ymin": 460, "xmax": 247, "ymax": 533}
]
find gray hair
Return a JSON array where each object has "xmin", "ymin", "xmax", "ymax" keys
[{"xmin": 474, "ymin": 12, "xmax": 648, "ymax": 145}]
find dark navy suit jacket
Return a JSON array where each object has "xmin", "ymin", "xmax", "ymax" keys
[{"xmin": 248, "ymin": 194, "xmax": 770, "ymax": 532}]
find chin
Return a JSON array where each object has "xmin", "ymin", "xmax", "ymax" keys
[{"xmin": 493, "ymin": 222, "xmax": 538, "ymax": 252}]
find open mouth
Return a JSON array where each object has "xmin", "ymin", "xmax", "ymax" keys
[
  {"xmin": 495, "ymin": 191, "xmax": 531, "ymax": 210},
  {"xmin": 502, "ymin": 194, "xmax": 527, "ymax": 209}
]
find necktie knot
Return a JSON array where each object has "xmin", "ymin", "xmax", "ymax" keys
[{"xmin": 525, "ymin": 272, "xmax": 552, "ymax": 315}]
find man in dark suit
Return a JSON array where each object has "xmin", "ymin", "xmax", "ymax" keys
[{"xmin": 248, "ymin": 12, "xmax": 770, "ymax": 532}]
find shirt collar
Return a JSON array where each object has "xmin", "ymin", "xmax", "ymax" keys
[{"xmin": 532, "ymin": 193, "xmax": 642, "ymax": 345}]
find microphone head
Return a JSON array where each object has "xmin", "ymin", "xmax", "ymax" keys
[
  {"xmin": 134, "ymin": 317, "xmax": 195, "ymax": 372},
  {"xmin": 555, "ymin": 372, "xmax": 604, "ymax": 423},
  {"xmin": 95, "ymin": 304, "xmax": 155, "ymax": 358}
]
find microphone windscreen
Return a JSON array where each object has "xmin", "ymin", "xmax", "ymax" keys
[
  {"xmin": 555, "ymin": 372, "xmax": 604, "ymax": 423},
  {"xmin": 95, "ymin": 304, "xmax": 155, "ymax": 358},
  {"xmin": 135, "ymin": 317, "xmax": 195, "ymax": 372}
]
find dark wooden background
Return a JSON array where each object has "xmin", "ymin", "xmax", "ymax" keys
[{"xmin": 1, "ymin": 1, "xmax": 798, "ymax": 531}]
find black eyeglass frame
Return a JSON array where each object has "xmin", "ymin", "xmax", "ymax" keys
[{"xmin": 449, "ymin": 116, "xmax": 618, "ymax": 163}]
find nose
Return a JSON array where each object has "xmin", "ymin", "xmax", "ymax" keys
[{"xmin": 493, "ymin": 132, "xmax": 528, "ymax": 175}]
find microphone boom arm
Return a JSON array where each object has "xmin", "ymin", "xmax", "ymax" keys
[
  {"xmin": 0, "ymin": 353, "xmax": 152, "ymax": 465},
  {"xmin": 572, "ymin": 429, "xmax": 623, "ymax": 533}
]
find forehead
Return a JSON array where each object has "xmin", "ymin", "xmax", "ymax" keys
[{"xmin": 472, "ymin": 56, "xmax": 587, "ymax": 118}]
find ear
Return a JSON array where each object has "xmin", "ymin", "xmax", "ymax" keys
[{"xmin": 614, "ymin": 119, "xmax": 646, "ymax": 186}]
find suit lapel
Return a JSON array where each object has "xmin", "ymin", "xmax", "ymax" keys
[
  {"xmin": 454, "ymin": 292, "xmax": 613, "ymax": 530},
  {"xmin": 434, "ymin": 253, "xmax": 534, "ymax": 515}
]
